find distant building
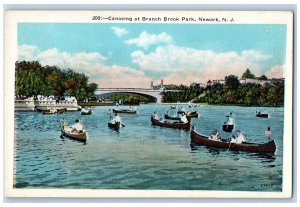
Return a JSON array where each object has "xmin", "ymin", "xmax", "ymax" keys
[
  {"xmin": 151, "ymin": 79, "xmax": 165, "ymax": 90},
  {"xmin": 212, "ymin": 79, "xmax": 225, "ymax": 85},
  {"xmin": 240, "ymin": 77, "xmax": 271, "ymax": 85},
  {"xmin": 150, "ymin": 79, "xmax": 179, "ymax": 90},
  {"xmin": 190, "ymin": 82, "xmax": 206, "ymax": 88},
  {"xmin": 206, "ymin": 79, "xmax": 225, "ymax": 86},
  {"xmin": 239, "ymin": 77, "xmax": 284, "ymax": 86},
  {"xmin": 205, "ymin": 77, "xmax": 284, "ymax": 87}
]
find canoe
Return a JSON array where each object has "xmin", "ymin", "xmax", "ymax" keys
[
  {"xmin": 113, "ymin": 109, "xmax": 137, "ymax": 114},
  {"xmin": 222, "ymin": 124, "xmax": 234, "ymax": 132},
  {"xmin": 42, "ymin": 110, "xmax": 57, "ymax": 115},
  {"xmin": 151, "ymin": 116, "xmax": 190, "ymax": 130},
  {"xmin": 81, "ymin": 110, "xmax": 92, "ymax": 115},
  {"xmin": 256, "ymin": 113, "xmax": 269, "ymax": 118},
  {"xmin": 57, "ymin": 108, "xmax": 66, "ymax": 114},
  {"xmin": 190, "ymin": 128, "xmax": 276, "ymax": 153},
  {"xmin": 186, "ymin": 111, "xmax": 199, "ymax": 118},
  {"xmin": 108, "ymin": 121, "xmax": 121, "ymax": 129},
  {"xmin": 60, "ymin": 121, "xmax": 87, "ymax": 142}
]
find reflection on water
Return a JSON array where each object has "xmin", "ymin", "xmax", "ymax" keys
[{"xmin": 14, "ymin": 105, "xmax": 283, "ymax": 191}]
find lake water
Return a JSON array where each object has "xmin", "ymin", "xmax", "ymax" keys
[{"xmin": 14, "ymin": 104, "xmax": 284, "ymax": 191}]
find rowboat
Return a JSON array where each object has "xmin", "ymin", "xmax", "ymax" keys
[
  {"xmin": 108, "ymin": 121, "xmax": 121, "ymax": 129},
  {"xmin": 112, "ymin": 109, "xmax": 137, "ymax": 114},
  {"xmin": 256, "ymin": 113, "xmax": 269, "ymax": 118},
  {"xmin": 42, "ymin": 108, "xmax": 57, "ymax": 115},
  {"xmin": 255, "ymin": 110, "xmax": 269, "ymax": 118},
  {"xmin": 190, "ymin": 128, "xmax": 276, "ymax": 153},
  {"xmin": 60, "ymin": 121, "xmax": 87, "ymax": 142},
  {"xmin": 81, "ymin": 107, "xmax": 92, "ymax": 115},
  {"xmin": 57, "ymin": 108, "xmax": 66, "ymax": 114},
  {"xmin": 81, "ymin": 110, "xmax": 92, "ymax": 115},
  {"xmin": 151, "ymin": 116, "xmax": 191, "ymax": 130}
]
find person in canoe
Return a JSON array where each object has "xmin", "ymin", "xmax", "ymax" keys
[
  {"xmin": 108, "ymin": 113, "xmax": 124, "ymax": 128},
  {"xmin": 180, "ymin": 114, "xmax": 188, "ymax": 124},
  {"xmin": 152, "ymin": 111, "xmax": 159, "ymax": 120},
  {"xmin": 265, "ymin": 127, "xmax": 272, "ymax": 141},
  {"xmin": 209, "ymin": 130, "xmax": 221, "ymax": 141},
  {"xmin": 226, "ymin": 115, "xmax": 235, "ymax": 125},
  {"xmin": 70, "ymin": 119, "xmax": 84, "ymax": 133},
  {"xmin": 230, "ymin": 130, "xmax": 247, "ymax": 144},
  {"xmin": 111, "ymin": 113, "xmax": 122, "ymax": 124},
  {"xmin": 226, "ymin": 112, "xmax": 235, "ymax": 124}
]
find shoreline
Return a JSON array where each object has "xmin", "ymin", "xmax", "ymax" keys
[{"xmin": 78, "ymin": 102, "xmax": 283, "ymax": 108}]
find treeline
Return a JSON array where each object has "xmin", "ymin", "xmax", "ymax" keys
[
  {"xmin": 15, "ymin": 61, "xmax": 98, "ymax": 101},
  {"xmin": 163, "ymin": 75, "xmax": 284, "ymax": 107},
  {"xmin": 162, "ymin": 84, "xmax": 205, "ymax": 103},
  {"xmin": 198, "ymin": 75, "xmax": 284, "ymax": 106}
]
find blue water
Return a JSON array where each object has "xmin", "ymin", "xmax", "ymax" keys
[{"xmin": 14, "ymin": 104, "xmax": 284, "ymax": 191}]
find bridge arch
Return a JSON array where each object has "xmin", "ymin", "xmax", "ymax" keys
[{"xmin": 95, "ymin": 88, "xmax": 163, "ymax": 103}]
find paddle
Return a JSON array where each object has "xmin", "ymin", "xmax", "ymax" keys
[{"xmin": 121, "ymin": 123, "xmax": 125, "ymax": 127}]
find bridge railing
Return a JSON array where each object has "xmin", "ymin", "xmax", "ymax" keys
[{"xmin": 96, "ymin": 88, "xmax": 163, "ymax": 92}]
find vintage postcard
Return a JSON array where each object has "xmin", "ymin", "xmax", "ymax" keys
[{"xmin": 4, "ymin": 10, "xmax": 293, "ymax": 198}]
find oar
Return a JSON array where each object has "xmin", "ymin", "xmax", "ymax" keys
[{"xmin": 121, "ymin": 123, "xmax": 125, "ymax": 127}]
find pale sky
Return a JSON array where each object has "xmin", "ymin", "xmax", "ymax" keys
[{"xmin": 18, "ymin": 23, "xmax": 286, "ymax": 88}]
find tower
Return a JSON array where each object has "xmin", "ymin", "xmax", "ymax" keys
[
  {"xmin": 150, "ymin": 81, "xmax": 154, "ymax": 89},
  {"xmin": 161, "ymin": 79, "xmax": 164, "ymax": 86}
]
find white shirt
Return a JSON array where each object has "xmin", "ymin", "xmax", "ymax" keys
[
  {"xmin": 227, "ymin": 117, "xmax": 235, "ymax": 125},
  {"xmin": 113, "ymin": 115, "xmax": 121, "ymax": 123},
  {"xmin": 180, "ymin": 115, "xmax": 188, "ymax": 123},
  {"xmin": 153, "ymin": 113, "xmax": 158, "ymax": 119},
  {"xmin": 71, "ymin": 122, "xmax": 83, "ymax": 131},
  {"xmin": 210, "ymin": 133, "xmax": 220, "ymax": 141},
  {"xmin": 230, "ymin": 133, "xmax": 246, "ymax": 143}
]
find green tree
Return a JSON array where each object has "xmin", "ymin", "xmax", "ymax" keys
[
  {"xmin": 15, "ymin": 60, "xmax": 98, "ymax": 100},
  {"xmin": 242, "ymin": 68, "xmax": 256, "ymax": 79},
  {"xmin": 259, "ymin": 75, "xmax": 268, "ymax": 80},
  {"xmin": 225, "ymin": 75, "xmax": 240, "ymax": 90}
]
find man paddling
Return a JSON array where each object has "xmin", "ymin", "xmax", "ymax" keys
[
  {"xmin": 265, "ymin": 127, "xmax": 272, "ymax": 141},
  {"xmin": 70, "ymin": 119, "xmax": 84, "ymax": 133}
]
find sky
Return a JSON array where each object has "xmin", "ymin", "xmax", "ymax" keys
[{"xmin": 18, "ymin": 23, "xmax": 286, "ymax": 88}]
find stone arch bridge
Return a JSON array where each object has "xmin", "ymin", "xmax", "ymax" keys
[{"xmin": 95, "ymin": 88, "xmax": 165, "ymax": 103}]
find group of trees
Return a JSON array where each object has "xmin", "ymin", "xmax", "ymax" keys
[
  {"xmin": 15, "ymin": 61, "xmax": 98, "ymax": 101},
  {"xmin": 162, "ymin": 69, "xmax": 284, "ymax": 107},
  {"xmin": 198, "ymin": 75, "xmax": 284, "ymax": 106},
  {"xmin": 162, "ymin": 84, "xmax": 205, "ymax": 103}
]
